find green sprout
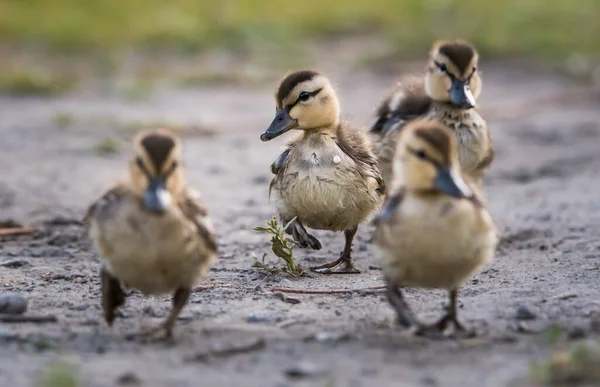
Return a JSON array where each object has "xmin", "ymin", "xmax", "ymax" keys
[{"xmin": 252, "ymin": 217, "xmax": 303, "ymax": 276}]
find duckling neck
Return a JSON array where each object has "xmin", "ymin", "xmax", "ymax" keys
[{"xmin": 300, "ymin": 123, "xmax": 339, "ymax": 140}]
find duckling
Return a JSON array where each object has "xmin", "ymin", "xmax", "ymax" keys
[
  {"xmin": 261, "ymin": 70, "xmax": 384, "ymax": 274},
  {"xmin": 85, "ymin": 129, "xmax": 217, "ymax": 339},
  {"xmin": 375, "ymin": 119, "xmax": 497, "ymax": 337},
  {"xmin": 371, "ymin": 40, "xmax": 494, "ymax": 185}
]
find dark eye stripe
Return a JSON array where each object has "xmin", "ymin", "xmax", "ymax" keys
[
  {"xmin": 434, "ymin": 60, "xmax": 456, "ymax": 81},
  {"xmin": 287, "ymin": 88, "xmax": 323, "ymax": 110},
  {"xmin": 135, "ymin": 157, "xmax": 152, "ymax": 178},
  {"xmin": 407, "ymin": 146, "xmax": 441, "ymax": 167}
]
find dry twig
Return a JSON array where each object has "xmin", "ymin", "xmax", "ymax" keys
[{"xmin": 0, "ymin": 227, "xmax": 35, "ymax": 237}]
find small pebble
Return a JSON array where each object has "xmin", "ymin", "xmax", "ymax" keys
[
  {"xmin": 333, "ymin": 155, "xmax": 341, "ymax": 164},
  {"xmin": 0, "ymin": 259, "xmax": 27, "ymax": 268},
  {"xmin": 0, "ymin": 294, "xmax": 27, "ymax": 314},
  {"xmin": 284, "ymin": 361, "xmax": 325, "ymax": 378},
  {"xmin": 515, "ymin": 305, "xmax": 537, "ymax": 321}
]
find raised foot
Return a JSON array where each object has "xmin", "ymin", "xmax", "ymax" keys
[
  {"xmin": 297, "ymin": 233, "xmax": 322, "ymax": 250},
  {"xmin": 310, "ymin": 258, "xmax": 360, "ymax": 274}
]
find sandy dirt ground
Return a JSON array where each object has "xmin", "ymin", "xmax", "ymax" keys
[{"xmin": 1, "ymin": 57, "xmax": 600, "ymax": 387}]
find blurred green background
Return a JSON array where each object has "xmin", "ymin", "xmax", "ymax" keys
[
  {"xmin": 0, "ymin": 0, "xmax": 598, "ymax": 95},
  {"xmin": 2, "ymin": 0, "xmax": 598, "ymax": 54}
]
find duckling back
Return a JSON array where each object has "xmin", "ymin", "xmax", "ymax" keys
[{"xmin": 372, "ymin": 77, "xmax": 432, "ymax": 184}]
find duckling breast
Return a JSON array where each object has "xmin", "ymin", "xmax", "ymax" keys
[
  {"xmin": 376, "ymin": 196, "xmax": 496, "ymax": 289},
  {"xmin": 272, "ymin": 140, "xmax": 382, "ymax": 231},
  {"xmin": 89, "ymin": 197, "xmax": 213, "ymax": 295},
  {"xmin": 433, "ymin": 108, "xmax": 491, "ymax": 176}
]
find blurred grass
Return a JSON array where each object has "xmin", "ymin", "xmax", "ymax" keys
[
  {"xmin": 0, "ymin": 70, "xmax": 76, "ymax": 96},
  {"xmin": 0, "ymin": 0, "xmax": 598, "ymax": 57}
]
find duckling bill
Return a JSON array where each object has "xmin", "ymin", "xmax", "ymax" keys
[
  {"xmin": 375, "ymin": 119, "xmax": 497, "ymax": 337},
  {"xmin": 85, "ymin": 129, "xmax": 217, "ymax": 339},
  {"xmin": 261, "ymin": 70, "xmax": 384, "ymax": 274}
]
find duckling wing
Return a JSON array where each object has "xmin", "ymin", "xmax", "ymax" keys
[
  {"xmin": 473, "ymin": 124, "xmax": 495, "ymax": 179},
  {"xmin": 177, "ymin": 190, "xmax": 217, "ymax": 254},
  {"xmin": 271, "ymin": 148, "xmax": 291, "ymax": 175},
  {"xmin": 370, "ymin": 76, "xmax": 431, "ymax": 136},
  {"xmin": 83, "ymin": 183, "xmax": 130, "ymax": 229},
  {"xmin": 335, "ymin": 125, "xmax": 385, "ymax": 196}
]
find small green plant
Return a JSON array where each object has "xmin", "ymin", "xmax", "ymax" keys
[
  {"xmin": 531, "ymin": 342, "xmax": 600, "ymax": 385},
  {"xmin": 94, "ymin": 138, "xmax": 120, "ymax": 155},
  {"xmin": 252, "ymin": 217, "xmax": 303, "ymax": 276},
  {"xmin": 36, "ymin": 360, "xmax": 81, "ymax": 387}
]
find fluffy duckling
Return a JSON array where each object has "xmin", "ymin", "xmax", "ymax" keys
[
  {"xmin": 375, "ymin": 119, "xmax": 497, "ymax": 337},
  {"xmin": 261, "ymin": 70, "xmax": 384, "ymax": 274},
  {"xmin": 85, "ymin": 129, "xmax": 217, "ymax": 339},
  {"xmin": 371, "ymin": 40, "xmax": 494, "ymax": 185}
]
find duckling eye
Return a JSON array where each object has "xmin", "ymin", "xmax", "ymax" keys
[
  {"xmin": 298, "ymin": 91, "xmax": 310, "ymax": 102},
  {"xmin": 135, "ymin": 157, "xmax": 144, "ymax": 169},
  {"xmin": 438, "ymin": 63, "xmax": 447, "ymax": 73},
  {"xmin": 415, "ymin": 150, "xmax": 427, "ymax": 159}
]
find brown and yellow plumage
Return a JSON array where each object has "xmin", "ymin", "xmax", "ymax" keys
[
  {"xmin": 375, "ymin": 119, "xmax": 497, "ymax": 337},
  {"xmin": 262, "ymin": 70, "xmax": 384, "ymax": 274},
  {"xmin": 371, "ymin": 40, "xmax": 494, "ymax": 186},
  {"xmin": 85, "ymin": 129, "xmax": 217, "ymax": 339}
]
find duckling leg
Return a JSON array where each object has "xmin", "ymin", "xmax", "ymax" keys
[
  {"xmin": 100, "ymin": 268, "xmax": 126, "ymax": 326},
  {"xmin": 385, "ymin": 283, "xmax": 418, "ymax": 328},
  {"xmin": 416, "ymin": 289, "xmax": 475, "ymax": 339},
  {"xmin": 138, "ymin": 287, "xmax": 191, "ymax": 341},
  {"xmin": 310, "ymin": 227, "xmax": 360, "ymax": 274},
  {"xmin": 161, "ymin": 287, "xmax": 191, "ymax": 338},
  {"xmin": 290, "ymin": 220, "xmax": 322, "ymax": 250},
  {"xmin": 435, "ymin": 289, "xmax": 474, "ymax": 337}
]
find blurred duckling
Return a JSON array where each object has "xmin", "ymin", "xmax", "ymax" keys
[
  {"xmin": 371, "ymin": 40, "xmax": 493, "ymax": 185},
  {"xmin": 261, "ymin": 70, "xmax": 385, "ymax": 274},
  {"xmin": 375, "ymin": 119, "xmax": 497, "ymax": 337},
  {"xmin": 85, "ymin": 129, "xmax": 217, "ymax": 339}
]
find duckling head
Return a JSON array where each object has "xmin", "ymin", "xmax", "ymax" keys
[
  {"xmin": 261, "ymin": 70, "xmax": 340, "ymax": 141},
  {"xmin": 425, "ymin": 40, "xmax": 481, "ymax": 109},
  {"xmin": 392, "ymin": 119, "xmax": 472, "ymax": 198},
  {"xmin": 129, "ymin": 129, "xmax": 185, "ymax": 215}
]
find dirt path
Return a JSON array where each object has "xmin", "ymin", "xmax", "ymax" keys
[{"xmin": 1, "ymin": 61, "xmax": 600, "ymax": 387}]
